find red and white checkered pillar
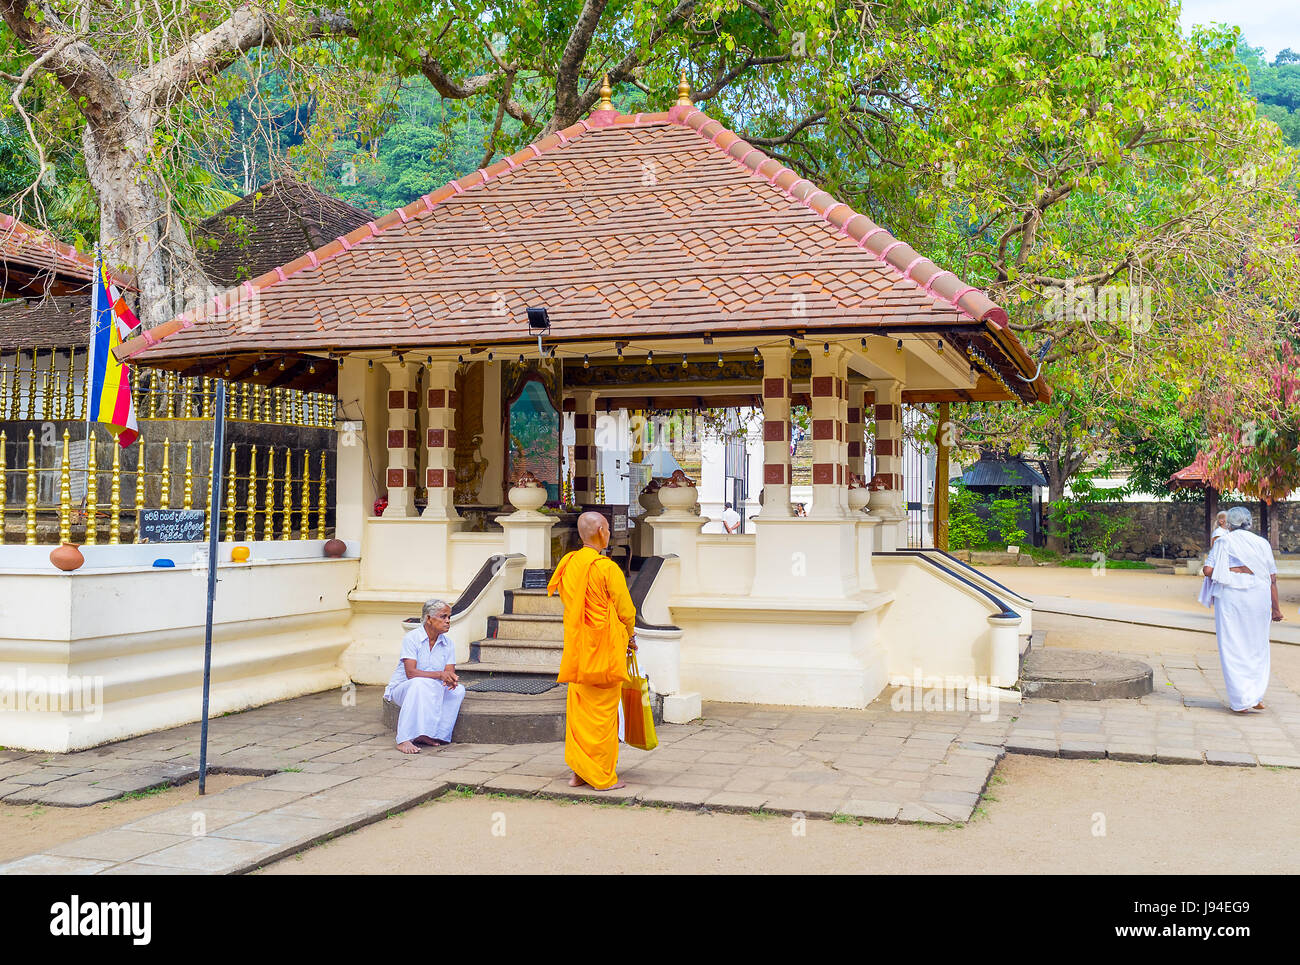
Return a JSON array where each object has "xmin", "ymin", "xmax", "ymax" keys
[
  {"xmin": 847, "ymin": 384, "xmax": 865, "ymax": 481},
  {"xmin": 572, "ymin": 390, "xmax": 598, "ymax": 506},
  {"xmin": 758, "ymin": 345, "xmax": 792, "ymax": 518},
  {"xmin": 423, "ymin": 359, "xmax": 460, "ymax": 521},
  {"xmin": 811, "ymin": 345, "xmax": 848, "ymax": 516},
  {"xmin": 383, "ymin": 360, "xmax": 418, "ymax": 517},
  {"xmin": 870, "ymin": 378, "xmax": 904, "ymax": 502}
]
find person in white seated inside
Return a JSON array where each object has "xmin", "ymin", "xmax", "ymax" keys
[
  {"xmin": 385, "ymin": 599, "xmax": 466, "ymax": 754},
  {"xmin": 1201, "ymin": 507, "xmax": 1280, "ymax": 713}
]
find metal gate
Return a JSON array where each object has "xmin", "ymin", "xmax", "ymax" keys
[
  {"xmin": 724, "ymin": 436, "xmax": 748, "ymax": 529},
  {"xmin": 902, "ymin": 405, "xmax": 934, "ymax": 548}
]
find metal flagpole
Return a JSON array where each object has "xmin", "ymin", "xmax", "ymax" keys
[
  {"xmin": 198, "ymin": 379, "xmax": 227, "ymax": 795},
  {"xmin": 85, "ymin": 246, "xmax": 100, "ymax": 505}
]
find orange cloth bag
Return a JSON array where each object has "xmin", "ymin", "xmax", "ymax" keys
[{"xmin": 621, "ymin": 651, "xmax": 658, "ymax": 751}]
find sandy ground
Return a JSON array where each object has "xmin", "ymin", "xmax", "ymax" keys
[
  {"xmin": 983, "ymin": 565, "xmax": 1300, "ymax": 692},
  {"xmin": 0, "ymin": 773, "xmax": 255, "ymax": 863},
  {"xmin": 985, "ymin": 564, "xmax": 1300, "ymax": 618},
  {"xmin": 258, "ymin": 756, "xmax": 1300, "ymax": 875}
]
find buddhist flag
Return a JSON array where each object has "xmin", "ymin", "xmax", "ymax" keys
[{"xmin": 88, "ymin": 254, "xmax": 140, "ymax": 447}]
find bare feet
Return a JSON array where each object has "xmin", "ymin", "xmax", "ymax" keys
[
  {"xmin": 592, "ymin": 781, "xmax": 626, "ymax": 791},
  {"xmin": 1254, "ymin": 702, "xmax": 1267, "ymax": 710},
  {"xmin": 397, "ymin": 740, "xmax": 420, "ymax": 754},
  {"xmin": 413, "ymin": 736, "xmax": 438, "ymax": 746},
  {"xmin": 568, "ymin": 772, "xmax": 587, "ymax": 787}
]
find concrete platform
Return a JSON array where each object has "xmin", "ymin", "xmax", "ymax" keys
[
  {"xmin": 1020, "ymin": 648, "xmax": 1154, "ymax": 700},
  {"xmin": 382, "ymin": 689, "xmax": 567, "ymax": 744}
]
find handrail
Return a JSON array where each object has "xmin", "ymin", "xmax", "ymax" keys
[
  {"xmin": 876, "ymin": 550, "xmax": 1021, "ymax": 620},
  {"xmin": 916, "ymin": 547, "xmax": 1033, "ymax": 605},
  {"xmin": 451, "ymin": 553, "xmax": 523, "ymax": 617},
  {"xmin": 629, "ymin": 554, "xmax": 681, "ymax": 631}
]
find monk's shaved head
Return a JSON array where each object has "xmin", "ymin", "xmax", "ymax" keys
[{"xmin": 577, "ymin": 511, "xmax": 609, "ymax": 549}]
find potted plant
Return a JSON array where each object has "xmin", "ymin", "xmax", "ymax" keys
[{"xmin": 508, "ymin": 471, "xmax": 548, "ymax": 513}]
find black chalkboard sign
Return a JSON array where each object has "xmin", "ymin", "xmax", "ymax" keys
[{"xmin": 139, "ymin": 509, "xmax": 205, "ymax": 543}]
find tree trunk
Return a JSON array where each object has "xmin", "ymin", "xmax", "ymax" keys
[
  {"xmin": 1044, "ymin": 459, "xmax": 1067, "ymax": 554},
  {"xmin": 81, "ymin": 109, "xmax": 207, "ymax": 327}
]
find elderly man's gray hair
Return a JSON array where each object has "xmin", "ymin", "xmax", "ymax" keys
[
  {"xmin": 1226, "ymin": 507, "xmax": 1253, "ymax": 531},
  {"xmin": 422, "ymin": 599, "xmax": 451, "ymax": 620}
]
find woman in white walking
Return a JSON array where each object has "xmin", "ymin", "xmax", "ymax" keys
[{"xmin": 1201, "ymin": 507, "xmax": 1280, "ymax": 713}]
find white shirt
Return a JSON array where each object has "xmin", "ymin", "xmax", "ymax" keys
[
  {"xmin": 721, "ymin": 507, "xmax": 741, "ymax": 533},
  {"xmin": 385, "ymin": 627, "xmax": 456, "ymax": 696}
]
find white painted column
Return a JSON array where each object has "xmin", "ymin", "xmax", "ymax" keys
[
  {"xmin": 758, "ymin": 345, "xmax": 792, "ymax": 518},
  {"xmin": 847, "ymin": 382, "xmax": 865, "ymax": 483},
  {"xmin": 334, "ymin": 356, "xmax": 377, "ymax": 544},
  {"xmin": 383, "ymin": 360, "xmax": 417, "ymax": 517},
  {"xmin": 810, "ymin": 345, "xmax": 848, "ymax": 517},
  {"xmin": 870, "ymin": 377, "xmax": 906, "ymax": 549},
  {"xmin": 422, "ymin": 359, "xmax": 460, "ymax": 521}
]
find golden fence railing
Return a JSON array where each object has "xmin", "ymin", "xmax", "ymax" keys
[
  {"xmin": 0, "ymin": 350, "xmax": 334, "ymax": 427},
  {"xmin": 0, "ymin": 431, "xmax": 335, "ymax": 545}
]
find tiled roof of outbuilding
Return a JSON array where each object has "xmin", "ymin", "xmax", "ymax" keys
[{"xmin": 195, "ymin": 178, "xmax": 373, "ymax": 288}]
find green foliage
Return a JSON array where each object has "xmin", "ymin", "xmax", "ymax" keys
[
  {"xmin": 1109, "ymin": 385, "xmax": 1206, "ymax": 502},
  {"xmin": 1059, "ymin": 557, "xmax": 1154, "ymax": 569},
  {"xmin": 1046, "ymin": 474, "xmax": 1131, "ymax": 557},
  {"xmin": 989, "ymin": 490, "xmax": 1029, "ymax": 546},
  {"xmin": 1238, "ymin": 43, "xmax": 1300, "ymax": 148},
  {"xmin": 946, "ymin": 483, "xmax": 988, "ymax": 550}
]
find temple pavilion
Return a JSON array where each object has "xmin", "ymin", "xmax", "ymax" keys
[{"xmin": 117, "ymin": 80, "xmax": 1048, "ymax": 713}]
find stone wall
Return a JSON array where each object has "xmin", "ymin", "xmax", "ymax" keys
[{"xmin": 1084, "ymin": 501, "xmax": 1296, "ymax": 559}]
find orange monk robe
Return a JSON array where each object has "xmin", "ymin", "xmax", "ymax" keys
[{"xmin": 547, "ymin": 547, "xmax": 635, "ymax": 788}]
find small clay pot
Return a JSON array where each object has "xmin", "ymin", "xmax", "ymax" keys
[
  {"xmin": 323, "ymin": 538, "xmax": 346, "ymax": 558},
  {"xmin": 49, "ymin": 543, "xmax": 84, "ymax": 572}
]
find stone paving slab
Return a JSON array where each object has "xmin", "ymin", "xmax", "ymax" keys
[{"xmin": 2, "ymin": 648, "xmax": 1299, "ymax": 874}]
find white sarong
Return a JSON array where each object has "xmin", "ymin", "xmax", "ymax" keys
[
  {"xmin": 387, "ymin": 676, "xmax": 466, "ymax": 744},
  {"xmin": 384, "ymin": 627, "xmax": 466, "ymax": 744},
  {"xmin": 1203, "ymin": 529, "xmax": 1274, "ymax": 711}
]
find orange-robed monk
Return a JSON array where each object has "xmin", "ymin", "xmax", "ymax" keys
[{"xmin": 547, "ymin": 511, "xmax": 637, "ymax": 791}]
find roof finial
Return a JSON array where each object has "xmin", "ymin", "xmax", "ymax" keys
[
  {"xmin": 676, "ymin": 71, "xmax": 693, "ymax": 107},
  {"xmin": 598, "ymin": 74, "xmax": 613, "ymax": 111}
]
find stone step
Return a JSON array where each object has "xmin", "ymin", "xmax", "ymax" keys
[
  {"xmin": 488, "ymin": 613, "xmax": 565, "ymax": 641},
  {"xmin": 504, "ymin": 588, "xmax": 565, "ymax": 616},
  {"xmin": 471, "ymin": 637, "xmax": 563, "ymax": 670},
  {"xmin": 522, "ymin": 568, "xmax": 552, "ymax": 589},
  {"xmin": 382, "ymin": 689, "xmax": 566, "ymax": 743},
  {"xmin": 458, "ymin": 659, "xmax": 562, "ymax": 677},
  {"xmin": 1019, "ymin": 648, "xmax": 1153, "ymax": 700}
]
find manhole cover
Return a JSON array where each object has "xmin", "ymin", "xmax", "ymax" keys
[{"xmin": 466, "ymin": 676, "xmax": 560, "ymax": 695}]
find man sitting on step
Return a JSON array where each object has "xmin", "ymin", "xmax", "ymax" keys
[{"xmin": 385, "ymin": 599, "xmax": 466, "ymax": 754}]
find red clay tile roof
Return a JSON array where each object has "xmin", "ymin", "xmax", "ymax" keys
[
  {"xmin": 1, "ymin": 182, "xmax": 369, "ymax": 352},
  {"xmin": 121, "ymin": 107, "xmax": 1049, "ymax": 403},
  {"xmin": 0, "ymin": 214, "xmax": 97, "ymax": 297},
  {"xmin": 1168, "ymin": 451, "xmax": 1209, "ymax": 490},
  {"xmin": 0, "ymin": 295, "xmax": 92, "ymax": 351},
  {"xmin": 195, "ymin": 178, "xmax": 373, "ymax": 288}
]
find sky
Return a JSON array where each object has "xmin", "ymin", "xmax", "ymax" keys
[{"xmin": 1180, "ymin": 0, "xmax": 1299, "ymax": 60}]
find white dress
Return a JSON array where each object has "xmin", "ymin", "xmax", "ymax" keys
[
  {"xmin": 1202, "ymin": 529, "xmax": 1274, "ymax": 711},
  {"xmin": 384, "ymin": 627, "xmax": 466, "ymax": 744}
]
